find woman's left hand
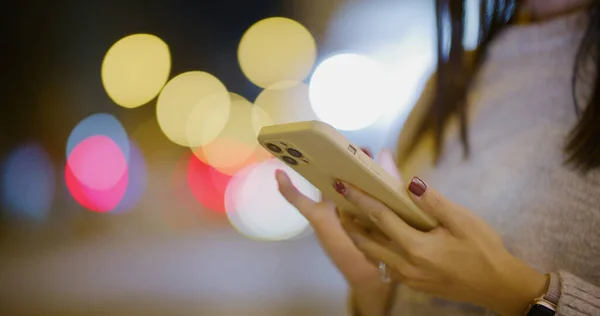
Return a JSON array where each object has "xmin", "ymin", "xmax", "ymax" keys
[{"xmin": 337, "ymin": 176, "xmax": 548, "ymax": 316}]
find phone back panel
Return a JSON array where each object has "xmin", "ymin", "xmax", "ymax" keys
[{"xmin": 258, "ymin": 120, "xmax": 438, "ymax": 231}]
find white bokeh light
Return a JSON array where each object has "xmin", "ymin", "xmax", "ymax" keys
[
  {"xmin": 225, "ymin": 159, "xmax": 317, "ymax": 241},
  {"xmin": 370, "ymin": 30, "xmax": 436, "ymax": 123},
  {"xmin": 464, "ymin": 0, "xmax": 481, "ymax": 51},
  {"xmin": 309, "ymin": 53, "xmax": 393, "ymax": 131}
]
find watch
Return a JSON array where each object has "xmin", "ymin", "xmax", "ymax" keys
[{"xmin": 524, "ymin": 272, "xmax": 560, "ymax": 316}]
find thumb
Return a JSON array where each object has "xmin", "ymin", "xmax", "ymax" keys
[
  {"xmin": 276, "ymin": 169, "xmax": 359, "ymax": 254},
  {"xmin": 406, "ymin": 176, "xmax": 471, "ymax": 233}
]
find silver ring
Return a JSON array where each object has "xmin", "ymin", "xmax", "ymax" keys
[{"xmin": 378, "ymin": 261, "xmax": 391, "ymax": 283}]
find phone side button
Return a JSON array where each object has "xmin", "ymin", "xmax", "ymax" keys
[{"xmin": 357, "ymin": 153, "xmax": 371, "ymax": 166}]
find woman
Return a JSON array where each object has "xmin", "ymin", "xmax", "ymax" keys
[{"xmin": 276, "ymin": 0, "xmax": 600, "ymax": 315}]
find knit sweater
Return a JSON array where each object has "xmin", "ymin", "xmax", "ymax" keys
[{"xmin": 385, "ymin": 9, "xmax": 600, "ymax": 316}]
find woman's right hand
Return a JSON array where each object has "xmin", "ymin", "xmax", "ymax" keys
[{"xmin": 275, "ymin": 149, "xmax": 402, "ymax": 315}]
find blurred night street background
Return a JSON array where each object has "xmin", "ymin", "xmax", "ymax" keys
[{"xmin": 0, "ymin": 0, "xmax": 467, "ymax": 314}]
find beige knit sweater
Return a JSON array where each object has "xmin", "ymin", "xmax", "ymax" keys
[{"xmin": 381, "ymin": 9, "xmax": 600, "ymax": 316}]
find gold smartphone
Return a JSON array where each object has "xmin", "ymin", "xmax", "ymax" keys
[{"xmin": 258, "ymin": 120, "xmax": 438, "ymax": 231}]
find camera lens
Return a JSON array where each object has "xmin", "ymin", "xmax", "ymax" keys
[
  {"xmin": 266, "ymin": 143, "xmax": 282, "ymax": 153},
  {"xmin": 286, "ymin": 148, "xmax": 303, "ymax": 158},
  {"xmin": 282, "ymin": 156, "xmax": 298, "ymax": 165}
]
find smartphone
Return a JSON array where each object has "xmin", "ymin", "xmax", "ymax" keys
[{"xmin": 258, "ymin": 120, "xmax": 438, "ymax": 231}]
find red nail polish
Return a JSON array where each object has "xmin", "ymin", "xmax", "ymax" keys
[
  {"xmin": 334, "ymin": 180, "xmax": 346, "ymax": 195},
  {"xmin": 408, "ymin": 177, "xmax": 427, "ymax": 197},
  {"xmin": 360, "ymin": 148, "xmax": 373, "ymax": 158}
]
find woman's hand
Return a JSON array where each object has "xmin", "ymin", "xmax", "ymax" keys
[
  {"xmin": 337, "ymin": 176, "xmax": 548, "ymax": 316},
  {"xmin": 275, "ymin": 149, "xmax": 399, "ymax": 316}
]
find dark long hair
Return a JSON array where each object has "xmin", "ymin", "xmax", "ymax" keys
[{"xmin": 409, "ymin": 0, "xmax": 600, "ymax": 172}]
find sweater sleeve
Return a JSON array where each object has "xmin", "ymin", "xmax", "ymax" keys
[{"xmin": 557, "ymin": 271, "xmax": 600, "ymax": 316}]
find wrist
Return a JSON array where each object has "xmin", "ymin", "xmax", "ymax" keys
[
  {"xmin": 489, "ymin": 254, "xmax": 547, "ymax": 316},
  {"xmin": 351, "ymin": 281, "xmax": 395, "ymax": 316},
  {"xmin": 352, "ymin": 282, "xmax": 392, "ymax": 301}
]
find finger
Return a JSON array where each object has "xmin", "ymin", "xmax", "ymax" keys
[
  {"xmin": 277, "ymin": 170, "xmax": 341, "ymax": 232},
  {"xmin": 339, "ymin": 210, "xmax": 379, "ymax": 234},
  {"xmin": 276, "ymin": 169, "xmax": 318, "ymax": 218},
  {"xmin": 340, "ymin": 213, "xmax": 389, "ymax": 242},
  {"xmin": 344, "ymin": 221, "xmax": 407, "ymax": 283},
  {"xmin": 368, "ymin": 227, "xmax": 392, "ymax": 244},
  {"xmin": 360, "ymin": 147, "xmax": 373, "ymax": 158},
  {"xmin": 344, "ymin": 219, "xmax": 411, "ymax": 275},
  {"xmin": 276, "ymin": 171, "xmax": 380, "ymax": 285},
  {"xmin": 342, "ymin": 214, "xmax": 406, "ymax": 256},
  {"xmin": 406, "ymin": 176, "xmax": 473, "ymax": 234},
  {"xmin": 343, "ymin": 219, "xmax": 395, "ymax": 257},
  {"xmin": 375, "ymin": 148, "xmax": 402, "ymax": 182},
  {"xmin": 362, "ymin": 253, "xmax": 404, "ymax": 283},
  {"xmin": 335, "ymin": 180, "xmax": 424, "ymax": 249}
]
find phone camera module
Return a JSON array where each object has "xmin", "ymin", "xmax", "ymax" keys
[
  {"xmin": 282, "ymin": 156, "xmax": 298, "ymax": 165},
  {"xmin": 266, "ymin": 143, "xmax": 282, "ymax": 153},
  {"xmin": 286, "ymin": 148, "xmax": 303, "ymax": 158}
]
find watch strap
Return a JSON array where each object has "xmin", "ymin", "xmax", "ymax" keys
[
  {"xmin": 543, "ymin": 272, "xmax": 560, "ymax": 306},
  {"xmin": 524, "ymin": 273, "xmax": 561, "ymax": 316}
]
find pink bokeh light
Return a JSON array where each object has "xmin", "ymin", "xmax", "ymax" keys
[
  {"xmin": 65, "ymin": 135, "xmax": 129, "ymax": 212},
  {"xmin": 67, "ymin": 135, "xmax": 128, "ymax": 190}
]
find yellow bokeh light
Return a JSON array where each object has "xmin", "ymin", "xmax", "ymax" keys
[
  {"xmin": 238, "ymin": 17, "xmax": 317, "ymax": 88},
  {"xmin": 156, "ymin": 71, "xmax": 231, "ymax": 147},
  {"xmin": 101, "ymin": 34, "xmax": 171, "ymax": 108},
  {"xmin": 192, "ymin": 93, "xmax": 263, "ymax": 175},
  {"xmin": 252, "ymin": 81, "xmax": 318, "ymax": 132},
  {"xmin": 248, "ymin": 105, "xmax": 274, "ymax": 163}
]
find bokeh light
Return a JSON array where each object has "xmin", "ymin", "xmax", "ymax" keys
[
  {"xmin": 168, "ymin": 151, "xmax": 207, "ymax": 228},
  {"xmin": 192, "ymin": 93, "xmax": 263, "ymax": 175},
  {"xmin": 66, "ymin": 113, "xmax": 130, "ymax": 163},
  {"xmin": 252, "ymin": 81, "xmax": 318, "ymax": 131},
  {"xmin": 319, "ymin": 0, "xmax": 438, "ymax": 133},
  {"xmin": 370, "ymin": 33, "xmax": 436, "ymax": 123},
  {"xmin": 309, "ymin": 53, "xmax": 393, "ymax": 131},
  {"xmin": 223, "ymin": 163, "xmax": 260, "ymax": 237},
  {"xmin": 156, "ymin": 71, "xmax": 231, "ymax": 147},
  {"xmin": 65, "ymin": 135, "xmax": 128, "ymax": 212},
  {"xmin": 112, "ymin": 140, "xmax": 147, "ymax": 213},
  {"xmin": 208, "ymin": 165, "xmax": 231, "ymax": 195},
  {"xmin": 464, "ymin": 0, "xmax": 481, "ymax": 50},
  {"xmin": 101, "ymin": 33, "xmax": 171, "ymax": 108},
  {"xmin": 225, "ymin": 158, "xmax": 316, "ymax": 241},
  {"xmin": 0, "ymin": 144, "xmax": 55, "ymax": 221},
  {"xmin": 238, "ymin": 17, "xmax": 317, "ymax": 88},
  {"xmin": 68, "ymin": 135, "xmax": 128, "ymax": 191},
  {"xmin": 187, "ymin": 153, "xmax": 232, "ymax": 213}
]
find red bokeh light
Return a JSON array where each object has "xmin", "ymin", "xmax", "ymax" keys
[{"xmin": 186, "ymin": 153, "xmax": 232, "ymax": 213}]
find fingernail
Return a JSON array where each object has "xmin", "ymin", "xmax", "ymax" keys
[
  {"xmin": 408, "ymin": 177, "xmax": 427, "ymax": 197},
  {"xmin": 275, "ymin": 169, "xmax": 287, "ymax": 182},
  {"xmin": 334, "ymin": 180, "xmax": 346, "ymax": 195},
  {"xmin": 360, "ymin": 147, "xmax": 373, "ymax": 158}
]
